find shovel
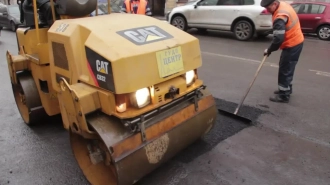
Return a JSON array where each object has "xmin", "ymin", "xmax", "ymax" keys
[{"xmin": 218, "ymin": 55, "xmax": 268, "ymax": 124}]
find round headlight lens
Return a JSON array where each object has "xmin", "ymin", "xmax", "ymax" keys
[
  {"xmin": 131, "ymin": 87, "xmax": 151, "ymax": 108},
  {"xmin": 185, "ymin": 70, "xmax": 195, "ymax": 85}
]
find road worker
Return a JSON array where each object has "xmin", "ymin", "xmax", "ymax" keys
[
  {"xmin": 120, "ymin": 0, "xmax": 152, "ymax": 16},
  {"xmin": 261, "ymin": 0, "xmax": 304, "ymax": 103},
  {"xmin": 21, "ymin": 0, "xmax": 59, "ymax": 26}
]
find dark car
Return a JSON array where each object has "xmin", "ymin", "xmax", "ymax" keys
[
  {"xmin": 291, "ymin": 2, "xmax": 330, "ymax": 40},
  {"xmin": 90, "ymin": 8, "xmax": 107, "ymax": 16},
  {"xmin": 0, "ymin": 4, "xmax": 22, "ymax": 32}
]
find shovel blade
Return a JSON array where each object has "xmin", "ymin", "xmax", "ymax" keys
[{"xmin": 218, "ymin": 109, "xmax": 252, "ymax": 125}]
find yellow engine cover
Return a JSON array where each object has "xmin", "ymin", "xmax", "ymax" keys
[{"xmin": 48, "ymin": 13, "xmax": 202, "ymax": 94}]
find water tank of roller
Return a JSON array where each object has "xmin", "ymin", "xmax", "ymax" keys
[{"xmin": 56, "ymin": 0, "xmax": 97, "ymax": 17}]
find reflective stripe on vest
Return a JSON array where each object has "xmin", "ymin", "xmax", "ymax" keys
[
  {"xmin": 125, "ymin": 0, "xmax": 147, "ymax": 14},
  {"xmin": 272, "ymin": 2, "xmax": 304, "ymax": 49}
]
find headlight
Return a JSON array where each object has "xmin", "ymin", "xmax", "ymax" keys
[
  {"xmin": 185, "ymin": 70, "xmax": 195, "ymax": 85},
  {"xmin": 130, "ymin": 87, "xmax": 151, "ymax": 108}
]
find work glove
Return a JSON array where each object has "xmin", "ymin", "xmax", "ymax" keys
[{"xmin": 264, "ymin": 49, "xmax": 271, "ymax": 57}]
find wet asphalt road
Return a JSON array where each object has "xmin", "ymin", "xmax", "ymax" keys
[{"xmin": 0, "ymin": 26, "xmax": 330, "ymax": 185}]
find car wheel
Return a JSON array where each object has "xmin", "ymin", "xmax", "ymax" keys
[
  {"xmin": 10, "ymin": 21, "xmax": 17, "ymax": 32},
  {"xmin": 233, "ymin": 20, "xmax": 254, "ymax": 41},
  {"xmin": 317, "ymin": 25, "xmax": 330, "ymax": 41},
  {"xmin": 171, "ymin": 15, "xmax": 187, "ymax": 31}
]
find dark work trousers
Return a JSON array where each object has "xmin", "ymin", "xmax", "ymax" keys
[
  {"xmin": 39, "ymin": 2, "xmax": 60, "ymax": 26},
  {"xmin": 278, "ymin": 42, "xmax": 304, "ymax": 96}
]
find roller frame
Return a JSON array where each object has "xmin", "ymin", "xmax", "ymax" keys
[
  {"xmin": 70, "ymin": 86, "xmax": 217, "ymax": 185},
  {"xmin": 121, "ymin": 85, "xmax": 207, "ymax": 142},
  {"xmin": 11, "ymin": 71, "xmax": 47, "ymax": 125}
]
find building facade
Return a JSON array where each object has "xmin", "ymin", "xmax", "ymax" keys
[
  {"xmin": 164, "ymin": 0, "xmax": 188, "ymax": 14},
  {"xmin": 149, "ymin": 0, "xmax": 189, "ymax": 16}
]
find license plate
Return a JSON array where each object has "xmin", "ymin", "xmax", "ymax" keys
[{"xmin": 156, "ymin": 46, "xmax": 184, "ymax": 78}]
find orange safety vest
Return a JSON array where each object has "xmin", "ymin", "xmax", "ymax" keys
[
  {"xmin": 125, "ymin": 0, "xmax": 147, "ymax": 14},
  {"xmin": 272, "ymin": 2, "xmax": 304, "ymax": 49}
]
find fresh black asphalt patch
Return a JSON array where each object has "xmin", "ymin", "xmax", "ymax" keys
[
  {"xmin": 139, "ymin": 98, "xmax": 269, "ymax": 184},
  {"xmin": 172, "ymin": 98, "xmax": 268, "ymax": 164}
]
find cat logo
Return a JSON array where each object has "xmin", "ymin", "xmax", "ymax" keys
[
  {"xmin": 50, "ymin": 93, "xmax": 57, "ymax": 99},
  {"xmin": 117, "ymin": 25, "xmax": 173, "ymax": 45},
  {"xmin": 96, "ymin": 60, "xmax": 109, "ymax": 74}
]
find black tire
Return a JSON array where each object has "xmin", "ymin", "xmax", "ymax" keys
[
  {"xmin": 233, "ymin": 20, "xmax": 254, "ymax": 41},
  {"xmin": 316, "ymin": 25, "xmax": 330, "ymax": 41},
  {"xmin": 12, "ymin": 72, "xmax": 48, "ymax": 125},
  {"xmin": 10, "ymin": 21, "xmax": 17, "ymax": 32},
  {"xmin": 170, "ymin": 15, "xmax": 188, "ymax": 31}
]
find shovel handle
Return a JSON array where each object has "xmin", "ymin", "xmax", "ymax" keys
[{"xmin": 234, "ymin": 55, "xmax": 268, "ymax": 115}]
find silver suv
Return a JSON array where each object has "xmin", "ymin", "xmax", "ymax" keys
[{"xmin": 166, "ymin": 0, "xmax": 273, "ymax": 41}]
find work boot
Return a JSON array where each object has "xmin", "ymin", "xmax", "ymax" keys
[
  {"xmin": 274, "ymin": 84, "xmax": 292, "ymax": 94},
  {"xmin": 269, "ymin": 94, "xmax": 290, "ymax": 103}
]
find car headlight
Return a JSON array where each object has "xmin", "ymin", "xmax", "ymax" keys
[
  {"xmin": 130, "ymin": 87, "xmax": 151, "ymax": 108},
  {"xmin": 185, "ymin": 70, "xmax": 195, "ymax": 85}
]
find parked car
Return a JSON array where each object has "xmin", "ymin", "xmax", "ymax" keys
[
  {"xmin": 291, "ymin": 2, "xmax": 330, "ymax": 40},
  {"xmin": 0, "ymin": 4, "xmax": 22, "ymax": 32},
  {"xmin": 166, "ymin": 0, "xmax": 273, "ymax": 41},
  {"xmin": 90, "ymin": 8, "xmax": 107, "ymax": 16}
]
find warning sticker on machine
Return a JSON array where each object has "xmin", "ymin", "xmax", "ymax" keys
[
  {"xmin": 156, "ymin": 46, "xmax": 184, "ymax": 78},
  {"xmin": 49, "ymin": 93, "xmax": 57, "ymax": 99},
  {"xmin": 85, "ymin": 46, "xmax": 116, "ymax": 92},
  {"xmin": 55, "ymin": 23, "xmax": 69, "ymax": 32},
  {"xmin": 116, "ymin": 26, "xmax": 173, "ymax": 45}
]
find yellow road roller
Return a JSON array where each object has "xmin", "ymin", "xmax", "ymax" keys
[{"xmin": 6, "ymin": 0, "xmax": 217, "ymax": 184}]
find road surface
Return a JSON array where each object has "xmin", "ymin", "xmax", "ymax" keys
[{"xmin": 0, "ymin": 27, "xmax": 330, "ymax": 185}]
